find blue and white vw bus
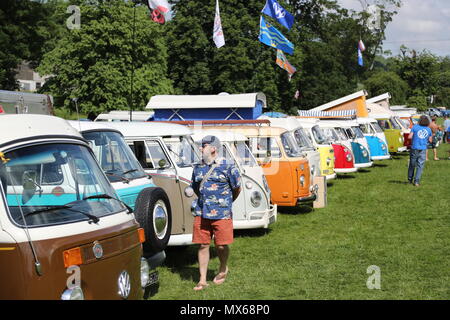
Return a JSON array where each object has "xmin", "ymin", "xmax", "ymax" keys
[
  {"xmin": 356, "ymin": 117, "xmax": 391, "ymax": 160},
  {"xmin": 69, "ymin": 121, "xmax": 171, "ymax": 261}
]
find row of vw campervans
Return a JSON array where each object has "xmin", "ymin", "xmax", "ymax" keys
[{"xmin": 0, "ymin": 104, "xmax": 400, "ymax": 299}]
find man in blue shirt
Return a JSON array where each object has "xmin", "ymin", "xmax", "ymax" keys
[
  {"xmin": 408, "ymin": 115, "xmax": 432, "ymax": 186},
  {"xmin": 191, "ymin": 135, "xmax": 241, "ymax": 291}
]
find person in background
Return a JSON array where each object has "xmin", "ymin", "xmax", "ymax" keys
[
  {"xmin": 190, "ymin": 135, "xmax": 241, "ymax": 291},
  {"xmin": 426, "ymin": 116, "xmax": 442, "ymax": 161},
  {"xmin": 443, "ymin": 115, "xmax": 450, "ymax": 144},
  {"xmin": 408, "ymin": 115, "xmax": 432, "ymax": 187}
]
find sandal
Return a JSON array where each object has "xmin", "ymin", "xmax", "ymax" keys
[
  {"xmin": 193, "ymin": 283, "xmax": 209, "ymax": 291},
  {"xmin": 213, "ymin": 267, "xmax": 229, "ymax": 285}
]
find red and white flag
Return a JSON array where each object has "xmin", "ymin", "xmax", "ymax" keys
[
  {"xmin": 147, "ymin": 0, "xmax": 172, "ymax": 24},
  {"xmin": 213, "ymin": 0, "xmax": 225, "ymax": 48}
]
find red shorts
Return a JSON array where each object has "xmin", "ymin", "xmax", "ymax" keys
[{"xmin": 192, "ymin": 216, "xmax": 234, "ymax": 246}]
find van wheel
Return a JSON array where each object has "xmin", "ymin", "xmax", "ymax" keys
[{"xmin": 134, "ymin": 187, "xmax": 172, "ymax": 257}]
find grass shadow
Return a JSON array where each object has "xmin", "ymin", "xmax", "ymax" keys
[
  {"xmin": 327, "ymin": 182, "xmax": 334, "ymax": 188},
  {"xmin": 277, "ymin": 205, "xmax": 313, "ymax": 215},
  {"xmin": 373, "ymin": 163, "xmax": 388, "ymax": 167},
  {"xmin": 357, "ymin": 169, "xmax": 370, "ymax": 173},
  {"xmin": 163, "ymin": 246, "xmax": 218, "ymax": 283},
  {"xmin": 336, "ymin": 174, "xmax": 356, "ymax": 179},
  {"xmin": 234, "ymin": 228, "xmax": 272, "ymax": 238},
  {"xmin": 388, "ymin": 180, "xmax": 411, "ymax": 185}
]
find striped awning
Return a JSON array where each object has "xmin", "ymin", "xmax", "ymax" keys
[{"xmin": 297, "ymin": 109, "xmax": 357, "ymax": 119}]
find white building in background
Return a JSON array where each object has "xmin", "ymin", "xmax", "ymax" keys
[{"xmin": 16, "ymin": 61, "xmax": 50, "ymax": 92}]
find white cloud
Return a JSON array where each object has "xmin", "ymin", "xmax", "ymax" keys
[{"xmin": 337, "ymin": 0, "xmax": 450, "ymax": 57}]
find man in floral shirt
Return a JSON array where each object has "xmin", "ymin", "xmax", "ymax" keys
[{"xmin": 191, "ymin": 135, "xmax": 241, "ymax": 291}]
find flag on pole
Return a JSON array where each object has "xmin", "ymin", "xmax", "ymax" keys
[
  {"xmin": 213, "ymin": 0, "xmax": 225, "ymax": 48},
  {"xmin": 147, "ymin": 0, "xmax": 172, "ymax": 24},
  {"xmin": 276, "ymin": 49, "xmax": 296, "ymax": 79},
  {"xmin": 259, "ymin": 16, "xmax": 294, "ymax": 55},
  {"xmin": 261, "ymin": 0, "xmax": 295, "ymax": 30},
  {"xmin": 358, "ymin": 48, "xmax": 364, "ymax": 66}
]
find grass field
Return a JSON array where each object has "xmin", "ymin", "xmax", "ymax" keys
[{"xmin": 151, "ymin": 140, "xmax": 450, "ymax": 300}]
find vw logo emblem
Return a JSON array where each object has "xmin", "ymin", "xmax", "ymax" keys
[
  {"xmin": 92, "ymin": 241, "xmax": 103, "ymax": 259},
  {"xmin": 118, "ymin": 270, "xmax": 131, "ymax": 299}
]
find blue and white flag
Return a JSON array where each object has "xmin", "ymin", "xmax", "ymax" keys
[
  {"xmin": 261, "ymin": 0, "xmax": 294, "ymax": 30},
  {"xmin": 358, "ymin": 48, "xmax": 363, "ymax": 66},
  {"xmin": 259, "ymin": 16, "xmax": 294, "ymax": 55}
]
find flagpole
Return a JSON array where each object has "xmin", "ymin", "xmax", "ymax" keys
[{"xmin": 129, "ymin": 1, "xmax": 137, "ymax": 122}]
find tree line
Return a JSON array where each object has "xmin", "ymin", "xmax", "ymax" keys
[{"xmin": 1, "ymin": 0, "xmax": 448, "ymax": 118}]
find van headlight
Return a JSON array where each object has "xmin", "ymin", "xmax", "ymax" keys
[
  {"xmin": 140, "ymin": 258, "xmax": 150, "ymax": 288},
  {"xmin": 399, "ymin": 137, "xmax": 402, "ymax": 143},
  {"xmin": 362, "ymin": 150, "xmax": 368, "ymax": 157},
  {"xmin": 299, "ymin": 175, "xmax": 305, "ymax": 187},
  {"xmin": 250, "ymin": 191, "xmax": 262, "ymax": 207},
  {"xmin": 61, "ymin": 286, "xmax": 84, "ymax": 300}
]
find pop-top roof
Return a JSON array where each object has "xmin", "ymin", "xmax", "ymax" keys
[
  {"xmin": 147, "ymin": 92, "xmax": 266, "ymax": 109},
  {"xmin": 146, "ymin": 92, "xmax": 267, "ymax": 121}
]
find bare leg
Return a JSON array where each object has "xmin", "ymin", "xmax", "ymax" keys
[
  {"xmin": 197, "ymin": 244, "xmax": 210, "ymax": 286},
  {"xmin": 434, "ymin": 148, "xmax": 439, "ymax": 160},
  {"xmin": 216, "ymin": 245, "xmax": 229, "ymax": 274}
]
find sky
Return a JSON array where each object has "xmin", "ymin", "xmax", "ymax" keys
[{"xmin": 337, "ymin": 0, "xmax": 450, "ymax": 57}]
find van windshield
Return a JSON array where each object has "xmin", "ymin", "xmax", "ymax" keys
[
  {"xmin": 334, "ymin": 127, "xmax": 349, "ymax": 141},
  {"xmin": 321, "ymin": 127, "xmax": 339, "ymax": 143},
  {"xmin": 0, "ymin": 143, "xmax": 125, "ymax": 228},
  {"xmin": 293, "ymin": 129, "xmax": 314, "ymax": 150},
  {"xmin": 281, "ymin": 132, "xmax": 303, "ymax": 157},
  {"xmin": 82, "ymin": 131, "xmax": 147, "ymax": 182},
  {"xmin": 359, "ymin": 123, "xmax": 372, "ymax": 134},
  {"xmin": 311, "ymin": 125, "xmax": 328, "ymax": 145},
  {"xmin": 163, "ymin": 136, "xmax": 201, "ymax": 167},
  {"xmin": 371, "ymin": 122, "xmax": 384, "ymax": 133},
  {"xmin": 352, "ymin": 126, "xmax": 365, "ymax": 139}
]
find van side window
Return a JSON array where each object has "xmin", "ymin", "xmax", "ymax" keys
[
  {"xmin": 249, "ymin": 137, "xmax": 281, "ymax": 158},
  {"xmin": 146, "ymin": 140, "xmax": 171, "ymax": 169},
  {"xmin": 129, "ymin": 141, "xmax": 153, "ymax": 169}
]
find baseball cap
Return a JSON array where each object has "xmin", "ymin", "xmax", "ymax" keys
[{"xmin": 201, "ymin": 135, "xmax": 222, "ymax": 150}]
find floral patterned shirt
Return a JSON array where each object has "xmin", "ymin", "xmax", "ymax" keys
[{"xmin": 191, "ymin": 158, "xmax": 241, "ymax": 220}]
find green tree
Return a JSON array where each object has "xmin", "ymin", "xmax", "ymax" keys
[
  {"xmin": 0, "ymin": 0, "xmax": 60, "ymax": 89},
  {"xmin": 38, "ymin": 0, "xmax": 174, "ymax": 116},
  {"xmin": 363, "ymin": 71, "xmax": 408, "ymax": 104}
]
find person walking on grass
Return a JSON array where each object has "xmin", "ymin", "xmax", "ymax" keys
[
  {"xmin": 408, "ymin": 115, "xmax": 432, "ymax": 186},
  {"xmin": 190, "ymin": 135, "xmax": 241, "ymax": 291}
]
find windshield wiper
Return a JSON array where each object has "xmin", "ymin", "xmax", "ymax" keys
[
  {"xmin": 83, "ymin": 194, "xmax": 133, "ymax": 214},
  {"xmin": 122, "ymin": 169, "xmax": 138, "ymax": 175},
  {"xmin": 105, "ymin": 171, "xmax": 130, "ymax": 183},
  {"xmin": 20, "ymin": 205, "xmax": 100, "ymax": 223}
]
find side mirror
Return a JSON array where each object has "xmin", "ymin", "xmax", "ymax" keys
[
  {"xmin": 158, "ymin": 159, "xmax": 167, "ymax": 168},
  {"xmin": 22, "ymin": 170, "xmax": 37, "ymax": 192}
]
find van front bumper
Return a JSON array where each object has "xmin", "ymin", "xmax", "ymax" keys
[
  {"xmin": 334, "ymin": 167, "xmax": 358, "ymax": 173},
  {"xmin": 371, "ymin": 155, "xmax": 391, "ymax": 160},
  {"xmin": 354, "ymin": 161, "xmax": 373, "ymax": 168},
  {"xmin": 397, "ymin": 146, "xmax": 408, "ymax": 152},
  {"xmin": 296, "ymin": 192, "xmax": 317, "ymax": 205},
  {"xmin": 233, "ymin": 204, "xmax": 277, "ymax": 230}
]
